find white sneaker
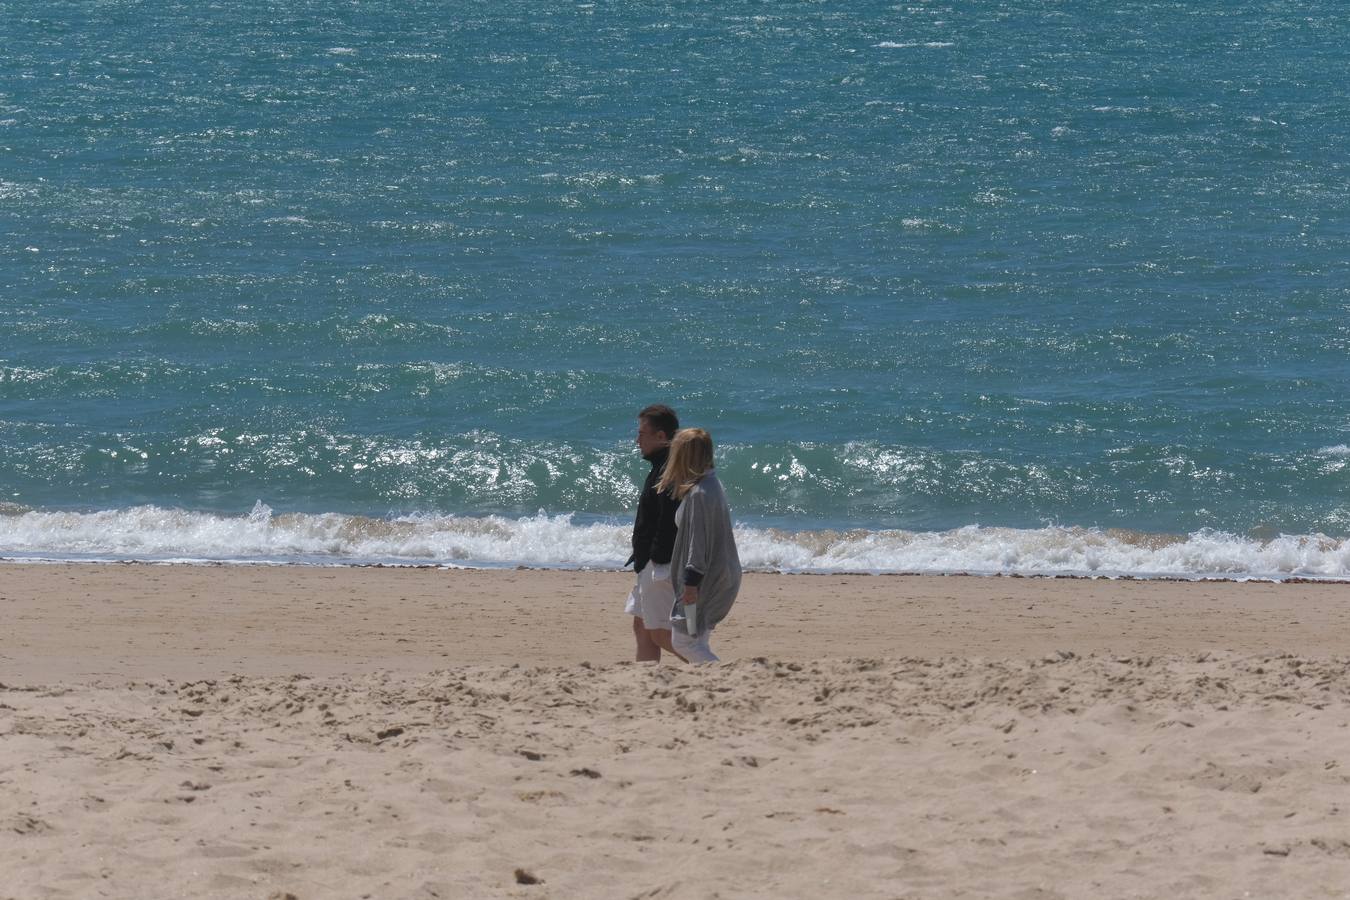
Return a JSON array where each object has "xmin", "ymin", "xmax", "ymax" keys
[{"xmin": 672, "ymin": 628, "xmax": 719, "ymax": 664}]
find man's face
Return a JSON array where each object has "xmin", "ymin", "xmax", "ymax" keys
[{"xmin": 636, "ymin": 418, "xmax": 669, "ymax": 457}]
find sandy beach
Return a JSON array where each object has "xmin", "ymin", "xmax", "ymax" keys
[{"xmin": 3, "ymin": 564, "xmax": 1350, "ymax": 898}]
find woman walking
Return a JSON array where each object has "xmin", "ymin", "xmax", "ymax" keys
[{"xmin": 658, "ymin": 428, "xmax": 741, "ymax": 663}]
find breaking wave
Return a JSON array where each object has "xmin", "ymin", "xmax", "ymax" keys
[{"xmin": 1, "ymin": 503, "xmax": 1346, "ymax": 580}]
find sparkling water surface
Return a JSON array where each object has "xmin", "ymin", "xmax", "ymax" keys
[{"xmin": 3, "ymin": 1, "xmax": 1347, "ymax": 575}]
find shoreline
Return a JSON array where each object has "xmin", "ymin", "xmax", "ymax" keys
[{"xmin": 5, "ymin": 555, "xmax": 1350, "ymax": 585}]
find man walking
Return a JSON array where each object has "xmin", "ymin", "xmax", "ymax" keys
[{"xmin": 626, "ymin": 404, "xmax": 684, "ymax": 662}]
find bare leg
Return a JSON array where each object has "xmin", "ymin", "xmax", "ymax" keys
[
  {"xmin": 633, "ymin": 616, "xmax": 661, "ymax": 662},
  {"xmin": 646, "ymin": 628, "xmax": 688, "ymax": 663}
]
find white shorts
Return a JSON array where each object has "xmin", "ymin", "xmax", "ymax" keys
[{"xmin": 625, "ymin": 563, "xmax": 675, "ymax": 631}]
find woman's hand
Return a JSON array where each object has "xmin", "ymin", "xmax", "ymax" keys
[{"xmin": 681, "ymin": 585, "xmax": 699, "ymax": 606}]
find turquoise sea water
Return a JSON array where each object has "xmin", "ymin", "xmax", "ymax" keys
[{"xmin": 3, "ymin": 1, "xmax": 1348, "ymax": 576}]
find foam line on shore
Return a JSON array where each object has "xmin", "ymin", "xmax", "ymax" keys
[{"xmin": 1, "ymin": 502, "xmax": 1347, "ymax": 580}]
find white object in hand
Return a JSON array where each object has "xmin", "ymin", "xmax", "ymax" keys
[{"xmin": 683, "ymin": 601, "xmax": 698, "ymax": 636}]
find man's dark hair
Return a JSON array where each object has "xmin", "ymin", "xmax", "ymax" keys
[{"xmin": 638, "ymin": 404, "xmax": 679, "ymax": 441}]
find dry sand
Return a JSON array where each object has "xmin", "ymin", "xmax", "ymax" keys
[{"xmin": 3, "ymin": 563, "xmax": 1349, "ymax": 898}]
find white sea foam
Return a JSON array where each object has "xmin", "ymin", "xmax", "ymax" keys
[
  {"xmin": 874, "ymin": 41, "xmax": 955, "ymax": 49},
  {"xmin": 0, "ymin": 505, "xmax": 1346, "ymax": 580}
]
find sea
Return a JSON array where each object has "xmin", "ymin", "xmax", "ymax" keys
[{"xmin": 3, "ymin": 0, "xmax": 1347, "ymax": 579}]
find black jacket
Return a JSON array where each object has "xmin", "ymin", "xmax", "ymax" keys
[{"xmin": 630, "ymin": 446, "xmax": 679, "ymax": 573}]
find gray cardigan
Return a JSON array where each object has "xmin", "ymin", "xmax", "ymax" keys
[{"xmin": 669, "ymin": 470, "xmax": 741, "ymax": 635}]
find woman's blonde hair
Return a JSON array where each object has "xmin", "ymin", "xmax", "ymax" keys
[{"xmin": 658, "ymin": 428, "xmax": 715, "ymax": 499}]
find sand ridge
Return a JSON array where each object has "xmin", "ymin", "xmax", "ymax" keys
[{"xmin": 5, "ymin": 653, "xmax": 1350, "ymax": 898}]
